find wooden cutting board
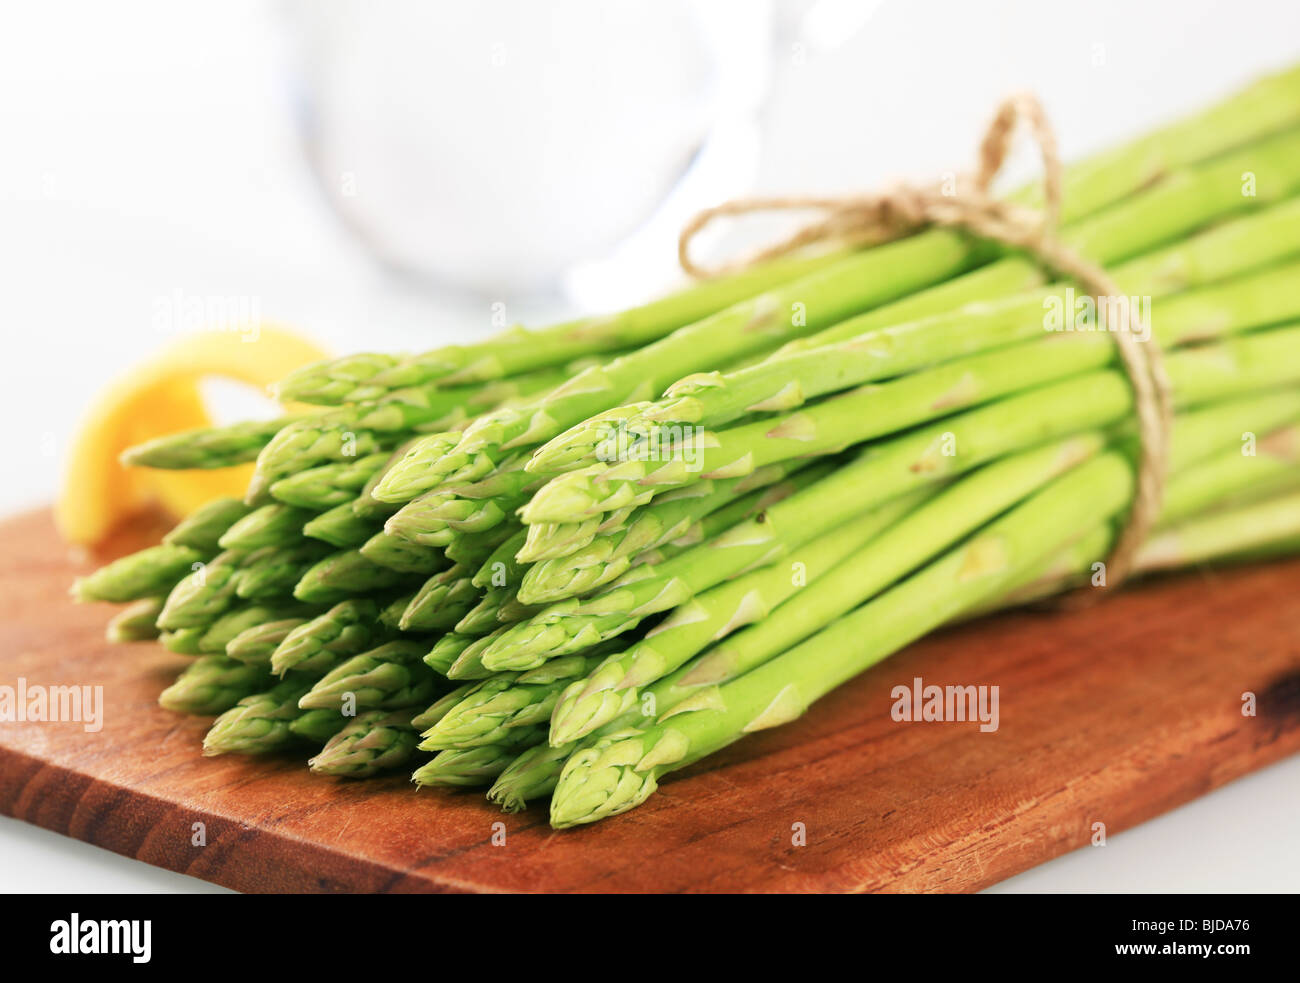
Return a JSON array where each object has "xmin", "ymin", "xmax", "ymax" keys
[{"xmin": 2, "ymin": 507, "xmax": 1298, "ymax": 893}]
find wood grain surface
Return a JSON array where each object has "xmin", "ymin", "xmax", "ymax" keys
[{"xmin": 1, "ymin": 507, "xmax": 1298, "ymax": 893}]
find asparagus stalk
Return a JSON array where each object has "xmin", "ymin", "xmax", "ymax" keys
[
  {"xmin": 379, "ymin": 491, "xmax": 454, "ymax": 546},
  {"xmin": 398, "ymin": 566, "xmax": 480, "ymax": 632},
  {"xmin": 472, "ymin": 529, "xmax": 529, "ymax": 588},
  {"xmin": 358, "ymin": 531, "xmax": 447, "ymax": 575},
  {"xmin": 518, "ymin": 459, "xmax": 835, "ymax": 605},
  {"xmin": 122, "ymin": 417, "xmax": 299, "ymax": 470},
  {"xmin": 225, "ymin": 617, "xmax": 310, "ymax": 665},
  {"xmin": 270, "ymin": 598, "xmax": 391, "ymax": 675},
  {"xmin": 163, "ymin": 497, "xmax": 253, "ymax": 552},
  {"xmin": 444, "ymin": 638, "xmax": 500, "ymax": 681},
  {"xmin": 218, "ymin": 503, "xmax": 315, "ymax": 551},
  {"xmin": 301, "ymin": 501, "xmax": 380, "ymax": 548},
  {"xmin": 515, "ymin": 511, "xmax": 633, "ymax": 566},
  {"xmin": 202, "ymin": 679, "xmax": 317, "ymax": 755},
  {"xmin": 384, "ymin": 477, "xmax": 536, "ymax": 539},
  {"xmin": 72, "ymin": 543, "xmax": 206, "ymax": 604},
  {"xmin": 277, "ymin": 249, "xmax": 857, "ymax": 404},
  {"xmin": 105, "ymin": 597, "xmax": 165, "ymax": 642},
  {"xmin": 291, "ymin": 708, "xmax": 352, "ymax": 744},
  {"xmin": 378, "ymin": 592, "xmax": 413, "ymax": 630},
  {"xmin": 423, "ymin": 633, "xmax": 478, "ymax": 675},
  {"xmin": 1138, "ymin": 490, "xmax": 1300, "ymax": 572},
  {"xmin": 411, "ymin": 683, "xmax": 481, "ymax": 731},
  {"xmin": 978, "ymin": 485, "xmax": 1300, "ymax": 614},
  {"xmin": 549, "ymin": 452, "xmax": 1137, "ymax": 826},
  {"xmin": 455, "ymin": 587, "xmax": 534, "ymax": 634},
  {"xmin": 297, "ymin": 641, "xmax": 440, "ymax": 712},
  {"xmin": 1157, "ymin": 419, "xmax": 1300, "ymax": 527},
  {"xmin": 487, "ymin": 742, "xmax": 577, "ymax": 812},
  {"xmin": 517, "ymin": 457, "xmax": 814, "ymax": 565},
  {"xmin": 194, "ymin": 601, "xmax": 317, "ymax": 656},
  {"xmin": 310, "ymin": 709, "xmax": 422, "ymax": 777},
  {"xmin": 292, "ymin": 549, "xmax": 416, "ymax": 604},
  {"xmin": 159, "ymin": 628, "xmax": 204, "ymax": 654},
  {"xmin": 411, "ymin": 728, "xmax": 546, "ymax": 788},
  {"xmin": 153, "ymin": 552, "xmax": 240, "ymax": 628},
  {"xmin": 442, "ymin": 524, "xmax": 516, "ymax": 568},
  {"xmin": 268, "ymin": 452, "xmax": 390, "ymax": 510},
  {"xmin": 249, "ymin": 364, "xmax": 587, "ymax": 496},
  {"xmin": 419, "ymin": 655, "xmax": 603, "ymax": 751},
  {"xmin": 349, "ymin": 438, "xmax": 423, "ymax": 520},
  {"xmin": 159, "ymin": 655, "xmax": 272, "ymax": 715},
  {"xmin": 235, "ymin": 543, "xmax": 332, "ymax": 601},
  {"xmin": 248, "ymin": 421, "xmax": 411, "ymax": 503},
  {"xmin": 1005, "ymin": 484, "xmax": 1300, "ymax": 613},
  {"xmin": 156, "ymin": 543, "xmax": 332, "ymax": 630}
]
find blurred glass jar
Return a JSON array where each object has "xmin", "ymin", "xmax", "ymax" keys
[{"xmin": 280, "ymin": 0, "xmax": 778, "ymax": 297}]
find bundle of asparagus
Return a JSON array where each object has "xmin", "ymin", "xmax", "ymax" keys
[{"xmin": 74, "ymin": 66, "xmax": 1300, "ymax": 828}]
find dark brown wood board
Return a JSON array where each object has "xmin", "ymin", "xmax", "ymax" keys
[{"xmin": 1, "ymin": 507, "xmax": 1298, "ymax": 893}]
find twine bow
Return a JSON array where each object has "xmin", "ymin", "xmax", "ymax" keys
[{"xmin": 678, "ymin": 93, "xmax": 1172, "ymax": 593}]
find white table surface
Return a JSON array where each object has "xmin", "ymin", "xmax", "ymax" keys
[{"xmin": 1, "ymin": 0, "xmax": 1296, "ymax": 893}]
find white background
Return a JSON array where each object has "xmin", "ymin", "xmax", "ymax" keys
[{"xmin": 1, "ymin": 0, "xmax": 1298, "ymax": 892}]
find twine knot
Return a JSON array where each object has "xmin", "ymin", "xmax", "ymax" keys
[{"xmin": 678, "ymin": 92, "xmax": 1172, "ymax": 594}]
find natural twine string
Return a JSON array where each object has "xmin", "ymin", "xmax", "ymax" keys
[{"xmin": 678, "ymin": 93, "xmax": 1173, "ymax": 594}]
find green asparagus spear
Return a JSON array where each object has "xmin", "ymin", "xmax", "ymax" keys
[
  {"xmin": 292, "ymin": 549, "xmax": 415, "ymax": 604},
  {"xmin": 358, "ymin": 531, "xmax": 447, "ymax": 575},
  {"xmin": 277, "ymin": 249, "xmax": 857, "ymax": 404},
  {"xmin": 202, "ymin": 679, "xmax": 316, "ymax": 755},
  {"xmin": 268, "ymin": 452, "xmax": 389, "ymax": 509},
  {"xmin": 218, "ymin": 503, "xmax": 315, "ymax": 550},
  {"xmin": 105, "ymin": 597, "xmax": 165, "ymax": 642},
  {"xmin": 423, "ymin": 633, "xmax": 477, "ymax": 675},
  {"xmin": 517, "ymin": 460, "xmax": 830, "ymax": 603},
  {"xmin": 225, "ymin": 617, "xmax": 311, "ymax": 665},
  {"xmin": 159, "ymin": 655, "xmax": 271, "ymax": 715},
  {"xmin": 163, "ymin": 497, "xmax": 253, "ymax": 552},
  {"xmin": 487, "ymin": 742, "xmax": 577, "ymax": 812},
  {"xmin": 290, "ymin": 708, "xmax": 352, "ymax": 744},
  {"xmin": 412, "ymin": 727, "xmax": 546, "ymax": 788},
  {"xmin": 196, "ymin": 602, "xmax": 317, "ymax": 656},
  {"xmin": 159, "ymin": 628, "xmax": 204, "ymax": 655},
  {"xmin": 398, "ymin": 566, "xmax": 480, "ymax": 632},
  {"xmin": 309, "ymin": 709, "xmax": 422, "ymax": 777},
  {"xmin": 122, "ymin": 417, "xmax": 299, "ymax": 470},
  {"xmin": 301, "ymin": 501, "xmax": 380, "ymax": 548},
  {"xmin": 73, "ymin": 544, "xmax": 206, "ymax": 604},
  {"xmin": 411, "ymin": 683, "xmax": 481, "ymax": 731},
  {"xmin": 420, "ymin": 655, "xmax": 602, "ymax": 750},
  {"xmin": 270, "ymin": 598, "xmax": 390, "ymax": 676},
  {"xmin": 298, "ymin": 641, "xmax": 440, "ymax": 712}
]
